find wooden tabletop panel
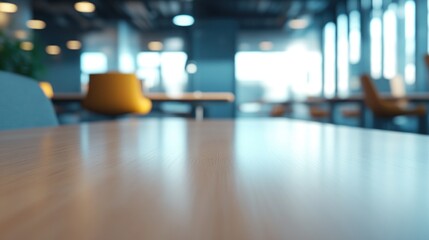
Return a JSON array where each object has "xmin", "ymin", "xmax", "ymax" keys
[{"xmin": 1, "ymin": 119, "xmax": 429, "ymax": 239}]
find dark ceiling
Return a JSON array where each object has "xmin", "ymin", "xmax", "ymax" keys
[{"xmin": 33, "ymin": 0, "xmax": 338, "ymax": 32}]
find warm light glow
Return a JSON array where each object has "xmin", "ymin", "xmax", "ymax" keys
[
  {"xmin": 172, "ymin": 14, "xmax": 194, "ymax": 26},
  {"xmin": 46, "ymin": 45, "xmax": 61, "ymax": 55},
  {"xmin": 259, "ymin": 41, "xmax": 273, "ymax": 51},
  {"xmin": 148, "ymin": 41, "xmax": 163, "ymax": 51},
  {"xmin": 27, "ymin": 20, "xmax": 46, "ymax": 29},
  {"xmin": 67, "ymin": 40, "xmax": 82, "ymax": 50},
  {"xmin": 20, "ymin": 41, "xmax": 34, "ymax": 51},
  {"xmin": 288, "ymin": 19, "xmax": 309, "ymax": 29},
  {"xmin": 74, "ymin": 1, "xmax": 96, "ymax": 13},
  {"xmin": 0, "ymin": 12, "xmax": 9, "ymax": 27},
  {"xmin": 14, "ymin": 30, "xmax": 28, "ymax": 40},
  {"xmin": 0, "ymin": 2, "xmax": 18, "ymax": 13},
  {"xmin": 39, "ymin": 82, "xmax": 54, "ymax": 98}
]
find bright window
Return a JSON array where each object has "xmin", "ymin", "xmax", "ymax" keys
[
  {"xmin": 349, "ymin": 11, "xmax": 361, "ymax": 64},
  {"xmin": 404, "ymin": 0, "xmax": 416, "ymax": 85},
  {"xmin": 383, "ymin": 4, "xmax": 398, "ymax": 79},
  {"xmin": 324, "ymin": 22, "xmax": 336, "ymax": 98},
  {"xmin": 235, "ymin": 47, "xmax": 322, "ymax": 101},
  {"xmin": 136, "ymin": 52, "xmax": 188, "ymax": 93},
  {"xmin": 370, "ymin": 14, "xmax": 382, "ymax": 79},
  {"xmin": 160, "ymin": 52, "xmax": 188, "ymax": 94},
  {"xmin": 119, "ymin": 53, "xmax": 135, "ymax": 73},
  {"xmin": 337, "ymin": 14, "xmax": 349, "ymax": 96},
  {"xmin": 137, "ymin": 52, "xmax": 161, "ymax": 68},
  {"xmin": 80, "ymin": 52, "xmax": 108, "ymax": 85}
]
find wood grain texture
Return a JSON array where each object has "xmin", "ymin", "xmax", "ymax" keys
[{"xmin": 1, "ymin": 119, "xmax": 429, "ymax": 240}]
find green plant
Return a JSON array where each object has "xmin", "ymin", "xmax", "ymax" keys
[{"xmin": 0, "ymin": 31, "xmax": 45, "ymax": 80}]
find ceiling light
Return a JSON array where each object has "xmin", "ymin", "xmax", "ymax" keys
[
  {"xmin": 46, "ymin": 45, "xmax": 61, "ymax": 55},
  {"xmin": 74, "ymin": 1, "xmax": 96, "ymax": 13},
  {"xmin": 148, "ymin": 41, "xmax": 163, "ymax": 51},
  {"xmin": 27, "ymin": 20, "xmax": 46, "ymax": 29},
  {"xmin": 14, "ymin": 30, "xmax": 28, "ymax": 40},
  {"xmin": 186, "ymin": 63, "xmax": 198, "ymax": 74},
  {"xmin": 67, "ymin": 40, "xmax": 82, "ymax": 50},
  {"xmin": 0, "ymin": 2, "xmax": 18, "ymax": 13},
  {"xmin": 259, "ymin": 41, "xmax": 273, "ymax": 51},
  {"xmin": 173, "ymin": 14, "xmax": 194, "ymax": 27},
  {"xmin": 288, "ymin": 18, "xmax": 310, "ymax": 29},
  {"xmin": 20, "ymin": 42, "xmax": 33, "ymax": 51}
]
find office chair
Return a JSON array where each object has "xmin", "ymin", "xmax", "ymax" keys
[
  {"xmin": 0, "ymin": 71, "xmax": 58, "ymax": 130},
  {"xmin": 360, "ymin": 74, "xmax": 427, "ymax": 133},
  {"xmin": 82, "ymin": 72, "xmax": 152, "ymax": 116}
]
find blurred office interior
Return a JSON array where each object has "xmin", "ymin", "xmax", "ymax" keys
[
  {"xmin": 1, "ymin": 0, "xmax": 429, "ymax": 131},
  {"xmin": 3, "ymin": 2, "xmax": 429, "ymax": 238}
]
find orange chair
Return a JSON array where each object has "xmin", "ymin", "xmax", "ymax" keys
[
  {"xmin": 270, "ymin": 104, "xmax": 293, "ymax": 117},
  {"xmin": 82, "ymin": 73, "xmax": 152, "ymax": 115},
  {"xmin": 304, "ymin": 97, "xmax": 329, "ymax": 120},
  {"xmin": 360, "ymin": 74, "xmax": 427, "ymax": 133}
]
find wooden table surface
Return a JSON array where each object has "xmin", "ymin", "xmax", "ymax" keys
[{"xmin": 1, "ymin": 119, "xmax": 429, "ymax": 239}]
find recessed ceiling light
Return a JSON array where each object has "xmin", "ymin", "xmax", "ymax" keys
[
  {"xmin": 173, "ymin": 14, "xmax": 194, "ymax": 27},
  {"xmin": 186, "ymin": 63, "xmax": 198, "ymax": 74},
  {"xmin": 67, "ymin": 40, "xmax": 82, "ymax": 50},
  {"xmin": 14, "ymin": 30, "xmax": 28, "ymax": 40},
  {"xmin": 259, "ymin": 41, "xmax": 273, "ymax": 51},
  {"xmin": 46, "ymin": 45, "xmax": 61, "ymax": 55},
  {"xmin": 148, "ymin": 41, "xmax": 163, "ymax": 51},
  {"xmin": 288, "ymin": 18, "xmax": 310, "ymax": 29},
  {"xmin": 27, "ymin": 20, "xmax": 46, "ymax": 30},
  {"xmin": 0, "ymin": 2, "xmax": 18, "ymax": 13},
  {"xmin": 74, "ymin": 1, "xmax": 96, "ymax": 13},
  {"xmin": 20, "ymin": 42, "xmax": 34, "ymax": 51}
]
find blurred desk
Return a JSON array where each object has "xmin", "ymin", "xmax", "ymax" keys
[
  {"xmin": 325, "ymin": 93, "xmax": 429, "ymax": 127},
  {"xmin": 271, "ymin": 94, "xmax": 429, "ymax": 127},
  {"xmin": 1, "ymin": 119, "xmax": 428, "ymax": 239},
  {"xmin": 52, "ymin": 92, "xmax": 235, "ymax": 120}
]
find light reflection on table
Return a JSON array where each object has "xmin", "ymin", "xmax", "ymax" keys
[{"xmin": 0, "ymin": 119, "xmax": 428, "ymax": 239}]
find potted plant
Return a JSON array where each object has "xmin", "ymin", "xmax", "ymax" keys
[{"xmin": 0, "ymin": 31, "xmax": 45, "ymax": 80}]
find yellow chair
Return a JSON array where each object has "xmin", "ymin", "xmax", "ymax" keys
[
  {"xmin": 82, "ymin": 73, "xmax": 152, "ymax": 115},
  {"xmin": 39, "ymin": 81, "xmax": 54, "ymax": 99}
]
